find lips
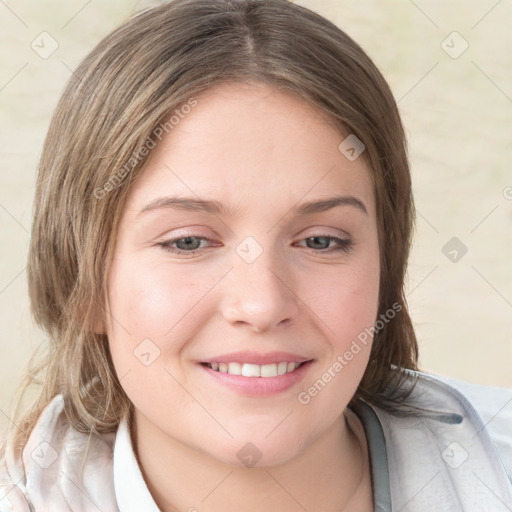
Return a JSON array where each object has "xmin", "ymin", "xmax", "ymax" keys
[
  {"xmin": 198, "ymin": 351, "xmax": 315, "ymax": 396},
  {"xmin": 201, "ymin": 361, "xmax": 306, "ymax": 377}
]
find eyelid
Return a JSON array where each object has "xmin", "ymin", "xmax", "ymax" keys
[
  {"xmin": 156, "ymin": 231, "xmax": 354, "ymax": 256},
  {"xmin": 156, "ymin": 226, "xmax": 351, "ymax": 244}
]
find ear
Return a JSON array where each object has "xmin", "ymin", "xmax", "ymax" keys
[
  {"xmin": 92, "ymin": 290, "xmax": 110, "ymax": 335},
  {"xmin": 93, "ymin": 318, "xmax": 106, "ymax": 335},
  {"xmin": 92, "ymin": 308, "xmax": 107, "ymax": 335}
]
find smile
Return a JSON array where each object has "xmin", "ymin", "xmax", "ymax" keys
[
  {"xmin": 202, "ymin": 361, "xmax": 306, "ymax": 377},
  {"xmin": 199, "ymin": 359, "xmax": 314, "ymax": 396}
]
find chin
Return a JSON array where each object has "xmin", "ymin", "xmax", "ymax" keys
[
  {"xmin": 198, "ymin": 429, "xmax": 309, "ymax": 470},
  {"xmin": 217, "ymin": 444, "xmax": 301, "ymax": 470}
]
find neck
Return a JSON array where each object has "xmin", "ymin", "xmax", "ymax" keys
[{"xmin": 131, "ymin": 408, "xmax": 373, "ymax": 512}]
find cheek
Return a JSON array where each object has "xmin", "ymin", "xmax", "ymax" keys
[
  {"xmin": 107, "ymin": 257, "xmax": 206, "ymax": 339},
  {"xmin": 307, "ymin": 258, "xmax": 380, "ymax": 345},
  {"xmin": 340, "ymin": 267, "xmax": 379, "ymax": 338},
  {"xmin": 296, "ymin": 250, "xmax": 380, "ymax": 405},
  {"xmin": 105, "ymin": 258, "xmax": 205, "ymax": 413},
  {"xmin": 105, "ymin": 255, "xmax": 230, "ymax": 398}
]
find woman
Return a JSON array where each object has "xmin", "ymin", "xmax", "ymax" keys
[{"xmin": 1, "ymin": 1, "xmax": 511, "ymax": 510}]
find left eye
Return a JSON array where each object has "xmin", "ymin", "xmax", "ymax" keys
[
  {"xmin": 157, "ymin": 236, "xmax": 212, "ymax": 255},
  {"xmin": 296, "ymin": 236, "xmax": 353, "ymax": 253},
  {"xmin": 157, "ymin": 235, "xmax": 353, "ymax": 255}
]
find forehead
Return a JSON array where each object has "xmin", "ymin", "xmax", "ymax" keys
[{"xmin": 125, "ymin": 82, "xmax": 375, "ymax": 218}]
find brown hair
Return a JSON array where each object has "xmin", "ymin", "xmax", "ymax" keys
[{"xmin": 2, "ymin": 0, "xmax": 418, "ymax": 461}]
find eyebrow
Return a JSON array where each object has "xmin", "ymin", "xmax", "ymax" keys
[{"xmin": 138, "ymin": 194, "xmax": 368, "ymax": 217}]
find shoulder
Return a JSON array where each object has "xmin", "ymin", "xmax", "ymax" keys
[
  {"xmin": 382, "ymin": 369, "xmax": 512, "ymax": 480},
  {"xmin": 424, "ymin": 371, "xmax": 512, "ymax": 480},
  {"xmin": 367, "ymin": 369, "xmax": 512, "ymax": 510},
  {"xmin": 0, "ymin": 394, "xmax": 118, "ymax": 511}
]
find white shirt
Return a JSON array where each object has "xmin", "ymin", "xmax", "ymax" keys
[{"xmin": 1, "ymin": 369, "xmax": 511, "ymax": 511}]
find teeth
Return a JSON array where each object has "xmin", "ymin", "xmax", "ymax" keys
[
  {"xmin": 228, "ymin": 362, "xmax": 242, "ymax": 375},
  {"xmin": 242, "ymin": 363, "xmax": 260, "ymax": 377},
  {"xmin": 260, "ymin": 364, "xmax": 278, "ymax": 378},
  {"xmin": 206, "ymin": 361, "xmax": 303, "ymax": 377},
  {"xmin": 278, "ymin": 362, "xmax": 288, "ymax": 375}
]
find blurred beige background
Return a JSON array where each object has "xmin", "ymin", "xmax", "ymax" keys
[{"xmin": 1, "ymin": 0, "xmax": 511, "ymax": 429}]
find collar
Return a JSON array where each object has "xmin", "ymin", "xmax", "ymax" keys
[
  {"xmin": 350, "ymin": 400, "xmax": 392, "ymax": 512},
  {"xmin": 113, "ymin": 415, "xmax": 161, "ymax": 512}
]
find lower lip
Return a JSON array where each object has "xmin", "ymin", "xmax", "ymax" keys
[{"xmin": 199, "ymin": 361, "xmax": 314, "ymax": 397}]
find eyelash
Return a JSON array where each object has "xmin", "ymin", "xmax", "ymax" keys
[{"xmin": 156, "ymin": 234, "xmax": 353, "ymax": 256}]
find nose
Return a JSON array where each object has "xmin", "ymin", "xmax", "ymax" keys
[{"xmin": 219, "ymin": 249, "xmax": 301, "ymax": 333}]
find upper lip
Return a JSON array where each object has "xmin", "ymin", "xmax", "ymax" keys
[{"xmin": 200, "ymin": 351, "xmax": 314, "ymax": 365}]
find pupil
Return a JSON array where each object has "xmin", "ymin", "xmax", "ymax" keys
[
  {"xmin": 179, "ymin": 237, "xmax": 199, "ymax": 250},
  {"xmin": 309, "ymin": 236, "xmax": 328, "ymax": 249}
]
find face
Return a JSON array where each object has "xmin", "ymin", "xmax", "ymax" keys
[{"xmin": 104, "ymin": 81, "xmax": 380, "ymax": 468}]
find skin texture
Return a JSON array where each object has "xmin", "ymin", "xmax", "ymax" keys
[{"xmin": 103, "ymin": 81, "xmax": 380, "ymax": 511}]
